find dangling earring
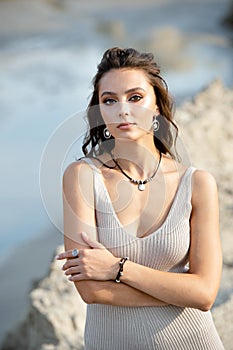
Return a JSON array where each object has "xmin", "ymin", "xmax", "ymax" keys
[
  {"xmin": 153, "ymin": 118, "xmax": 160, "ymax": 132},
  {"xmin": 103, "ymin": 127, "xmax": 111, "ymax": 139}
]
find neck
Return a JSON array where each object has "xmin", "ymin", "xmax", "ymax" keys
[{"xmin": 112, "ymin": 138, "xmax": 161, "ymax": 179}]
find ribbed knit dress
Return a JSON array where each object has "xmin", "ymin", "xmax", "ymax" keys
[{"xmin": 83, "ymin": 158, "xmax": 224, "ymax": 350}]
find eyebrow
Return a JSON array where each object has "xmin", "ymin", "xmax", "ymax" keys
[{"xmin": 100, "ymin": 87, "xmax": 146, "ymax": 98}]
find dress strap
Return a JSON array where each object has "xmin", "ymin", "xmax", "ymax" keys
[{"xmin": 185, "ymin": 166, "xmax": 196, "ymax": 203}]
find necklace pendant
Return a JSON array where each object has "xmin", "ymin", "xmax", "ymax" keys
[
  {"xmin": 111, "ymin": 152, "xmax": 162, "ymax": 193},
  {"xmin": 138, "ymin": 183, "xmax": 145, "ymax": 191}
]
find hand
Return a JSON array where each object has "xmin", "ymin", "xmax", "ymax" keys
[{"xmin": 56, "ymin": 232, "xmax": 119, "ymax": 282}]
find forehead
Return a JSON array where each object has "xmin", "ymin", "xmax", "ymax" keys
[{"xmin": 98, "ymin": 68, "xmax": 152, "ymax": 92}]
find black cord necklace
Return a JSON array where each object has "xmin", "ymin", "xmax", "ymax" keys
[{"xmin": 111, "ymin": 151, "xmax": 162, "ymax": 191}]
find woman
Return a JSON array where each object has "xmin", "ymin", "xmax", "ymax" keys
[{"xmin": 56, "ymin": 47, "xmax": 224, "ymax": 349}]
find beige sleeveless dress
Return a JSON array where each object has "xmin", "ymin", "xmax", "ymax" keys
[{"xmin": 83, "ymin": 158, "xmax": 224, "ymax": 350}]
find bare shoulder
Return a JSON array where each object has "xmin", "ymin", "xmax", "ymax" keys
[
  {"xmin": 192, "ymin": 169, "xmax": 217, "ymax": 191},
  {"xmin": 191, "ymin": 169, "xmax": 218, "ymax": 205},
  {"xmin": 63, "ymin": 159, "xmax": 94, "ymax": 178},
  {"xmin": 63, "ymin": 159, "xmax": 94, "ymax": 192}
]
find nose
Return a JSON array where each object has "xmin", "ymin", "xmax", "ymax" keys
[{"xmin": 117, "ymin": 102, "xmax": 130, "ymax": 118}]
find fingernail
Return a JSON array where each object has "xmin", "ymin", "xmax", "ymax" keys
[
  {"xmin": 82, "ymin": 232, "xmax": 87, "ymax": 238},
  {"xmin": 55, "ymin": 255, "xmax": 60, "ymax": 260},
  {"xmin": 68, "ymin": 276, "xmax": 73, "ymax": 281}
]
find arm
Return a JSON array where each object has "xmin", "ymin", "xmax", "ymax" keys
[
  {"xmin": 60, "ymin": 239, "xmax": 167, "ymax": 307},
  {"xmin": 63, "ymin": 169, "xmax": 222, "ymax": 311},
  {"xmin": 62, "ymin": 161, "xmax": 167, "ymax": 306}
]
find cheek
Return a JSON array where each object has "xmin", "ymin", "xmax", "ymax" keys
[
  {"xmin": 143, "ymin": 94, "xmax": 157, "ymax": 110},
  {"xmin": 133, "ymin": 105, "xmax": 155, "ymax": 125},
  {"xmin": 139, "ymin": 115, "xmax": 154, "ymax": 130},
  {"xmin": 99, "ymin": 106, "xmax": 117, "ymax": 126},
  {"xmin": 99, "ymin": 106, "xmax": 109, "ymax": 123}
]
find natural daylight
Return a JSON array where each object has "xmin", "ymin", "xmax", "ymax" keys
[{"xmin": 0, "ymin": 0, "xmax": 233, "ymax": 349}]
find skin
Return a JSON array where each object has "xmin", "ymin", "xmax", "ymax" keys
[{"xmin": 57, "ymin": 68, "xmax": 222, "ymax": 311}]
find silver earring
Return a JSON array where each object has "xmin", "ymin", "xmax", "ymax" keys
[
  {"xmin": 153, "ymin": 119, "xmax": 160, "ymax": 132},
  {"xmin": 103, "ymin": 127, "xmax": 111, "ymax": 139}
]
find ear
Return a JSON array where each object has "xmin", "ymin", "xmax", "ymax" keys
[{"xmin": 154, "ymin": 105, "xmax": 160, "ymax": 117}]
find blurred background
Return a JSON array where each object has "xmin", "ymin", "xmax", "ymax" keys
[{"xmin": 0, "ymin": 0, "xmax": 232, "ymax": 345}]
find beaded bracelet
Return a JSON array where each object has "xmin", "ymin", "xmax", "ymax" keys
[{"xmin": 115, "ymin": 257, "xmax": 129, "ymax": 283}]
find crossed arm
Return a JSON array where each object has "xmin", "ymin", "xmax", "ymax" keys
[
  {"xmin": 61, "ymin": 235, "xmax": 168, "ymax": 307},
  {"xmin": 58, "ymin": 161, "xmax": 222, "ymax": 311}
]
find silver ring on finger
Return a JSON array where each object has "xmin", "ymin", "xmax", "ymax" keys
[{"xmin": 71, "ymin": 248, "xmax": 79, "ymax": 258}]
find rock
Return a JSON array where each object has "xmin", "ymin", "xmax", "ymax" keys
[
  {"xmin": 176, "ymin": 79, "xmax": 233, "ymax": 268},
  {"xmin": 1, "ymin": 246, "xmax": 86, "ymax": 350},
  {"xmin": 213, "ymin": 294, "xmax": 233, "ymax": 349}
]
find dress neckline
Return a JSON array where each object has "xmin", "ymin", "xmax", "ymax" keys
[{"xmin": 83, "ymin": 158, "xmax": 194, "ymax": 239}]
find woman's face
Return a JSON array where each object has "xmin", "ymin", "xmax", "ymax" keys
[{"xmin": 98, "ymin": 68, "xmax": 159, "ymax": 142}]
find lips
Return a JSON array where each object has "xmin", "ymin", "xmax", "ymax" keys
[{"xmin": 117, "ymin": 122, "xmax": 136, "ymax": 129}]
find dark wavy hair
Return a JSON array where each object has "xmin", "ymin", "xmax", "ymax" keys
[{"xmin": 82, "ymin": 47, "xmax": 178, "ymax": 159}]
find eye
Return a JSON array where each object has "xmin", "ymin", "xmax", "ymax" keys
[
  {"xmin": 129, "ymin": 95, "xmax": 142, "ymax": 102},
  {"xmin": 103, "ymin": 98, "xmax": 117, "ymax": 105}
]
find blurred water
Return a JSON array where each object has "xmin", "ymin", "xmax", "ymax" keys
[
  {"xmin": 0, "ymin": 46, "xmax": 100, "ymax": 260},
  {"xmin": 0, "ymin": 0, "xmax": 232, "ymax": 261}
]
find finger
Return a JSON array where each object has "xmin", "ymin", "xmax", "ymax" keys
[
  {"xmin": 55, "ymin": 248, "xmax": 79, "ymax": 260},
  {"xmin": 81, "ymin": 232, "xmax": 105, "ymax": 249},
  {"xmin": 55, "ymin": 252, "xmax": 68, "ymax": 260},
  {"xmin": 68, "ymin": 274, "xmax": 79, "ymax": 282},
  {"xmin": 62, "ymin": 258, "xmax": 79, "ymax": 270},
  {"xmin": 64, "ymin": 266, "xmax": 80, "ymax": 276},
  {"xmin": 68, "ymin": 273, "xmax": 85, "ymax": 282},
  {"xmin": 71, "ymin": 248, "xmax": 79, "ymax": 257}
]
